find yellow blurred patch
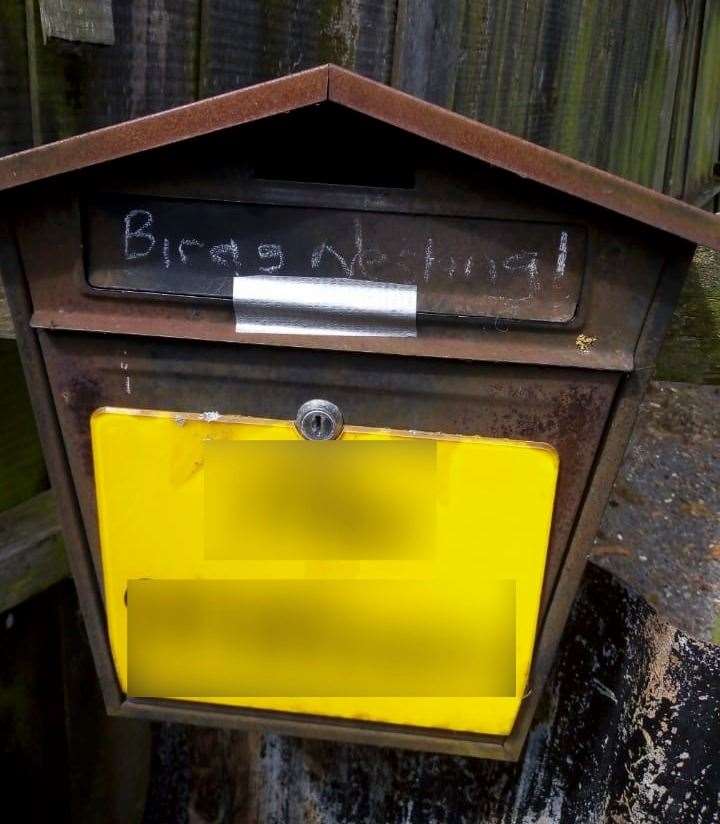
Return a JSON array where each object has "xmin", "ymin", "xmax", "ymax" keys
[
  {"xmin": 204, "ymin": 440, "xmax": 437, "ymax": 560},
  {"xmin": 128, "ymin": 579, "xmax": 515, "ymax": 697}
]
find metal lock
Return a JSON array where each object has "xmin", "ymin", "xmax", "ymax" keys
[{"xmin": 295, "ymin": 400, "xmax": 344, "ymax": 441}]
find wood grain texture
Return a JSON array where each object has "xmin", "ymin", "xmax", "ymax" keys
[
  {"xmin": 0, "ymin": 582, "xmax": 75, "ymax": 820},
  {"xmin": 26, "ymin": 0, "xmax": 200, "ymax": 143},
  {"xmin": 1, "ymin": 579, "xmax": 151, "ymax": 822},
  {"xmin": 394, "ymin": 0, "xmax": 701, "ymax": 191},
  {"xmin": 390, "ymin": 0, "xmax": 465, "ymax": 105},
  {"xmin": 663, "ymin": 0, "xmax": 706, "ymax": 198},
  {"xmin": 0, "ymin": 0, "xmax": 32, "ymax": 156},
  {"xmin": 39, "ymin": 0, "xmax": 115, "ymax": 45},
  {"xmin": 198, "ymin": 0, "xmax": 398, "ymax": 97},
  {"xmin": 657, "ymin": 246, "xmax": 720, "ymax": 384},
  {"xmin": 0, "ymin": 489, "xmax": 67, "ymax": 613},
  {"xmin": 683, "ymin": 2, "xmax": 720, "ymax": 205},
  {"xmin": 0, "ymin": 279, "xmax": 13, "ymax": 339},
  {"xmin": 58, "ymin": 589, "xmax": 152, "ymax": 824},
  {"xmin": 0, "ymin": 339, "xmax": 48, "ymax": 512}
]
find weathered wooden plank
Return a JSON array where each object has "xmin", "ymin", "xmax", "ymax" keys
[
  {"xmin": 683, "ymin": 1, "xmax": 720, "ymax": 206},
  {"xmin": 0, "ymin": 0, "xmax": 33, "ymax": 156},
  {"xmin": 0, "ymin": 339, "xmax": 48, "ymax": 511},
  {"xmin": 198, "ymin": 0, "xmax": 398, "ymax": 97},
  {"xmin": 390, "ymin": 0, "xmax": 465, "ymax": 105},
  {"xmin": 395, "ymin": 0, "xmax": 691, "ymax": 191},
  {"xmin": 453, "ymin": 0, "xmax": 546, "ymax": 135},
  {"xmin": 58, "ymin": 588, "xmax": 152, "ymax": 823},
  {"xmin": 0, "ymin": 280, "xmax": 13, "ymax": 339},
  {"xmin": 1, "ymin": 578, "xmax": 151, "ymax": 821},
  {"xmin": 26, "ymin": 0, "xmax": 200, "ymax": 143},
  {"xmin": 664, "ymin": 0, "xmax": 706, "ymax": 198},
  {"xmin": 656, "ymin": 245, "xmax": 720, "ymax": 384},
  {"xmin": 0, "ymin": 489, "xmax": 67, "ymax": 613},
  {"xmin": 596, "ymin": 0, "xmax": 685, "ymax": 191},
  {"xmin": 0, "ymin": 581, "xmax": 74, "ymax": 820},
  {"xmin": 39, "ymin": 0, "xmax": 115, "ymax": 45}
]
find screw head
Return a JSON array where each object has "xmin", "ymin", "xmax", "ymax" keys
[{"xmin": 295, "ymin": 399, "xmax": 344, "ymax": 441}]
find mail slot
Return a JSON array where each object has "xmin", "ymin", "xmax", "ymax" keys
[{"xmin": 1, "ymin": 66, "xmax": 717, "ymax": 761}]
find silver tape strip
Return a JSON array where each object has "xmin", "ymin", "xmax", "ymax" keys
[{"xmin": 232, "ymin": 276, "xmax": 417, "ymax": 337}]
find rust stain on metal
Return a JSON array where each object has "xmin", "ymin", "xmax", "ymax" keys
[
  {"xmin": 0, "ymin": 66, "xmax": 329, "ymax": 192},
  {"xmin": 0, "ymin": 65, "xmax": 718, "ymax": 250},
  {"xmin": 12, "ymin": 180, "xmax": 667, "ymax": 375},
  {"xmin": 327, "ymin": 66, "xmax": 720, "ymax": 250},
  {"xmin": 37, "ymin": 329, "xmax": 618, "ymax": 631}
]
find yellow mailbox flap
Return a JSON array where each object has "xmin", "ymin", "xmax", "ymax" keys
[{"xmin": 91, "ymin": 407, "xmax": 559, "ymax": 737}]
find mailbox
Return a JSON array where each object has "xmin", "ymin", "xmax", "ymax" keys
[{"xmin": 1, "ymin": 65, "xmax": 717, "ymax": 761}]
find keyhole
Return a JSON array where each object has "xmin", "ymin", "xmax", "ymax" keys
[
  {"xmin": 312, "ymin": 413, "xmax": 324, "ymax": 436},
  {"xmin": 295, "ymin": 400, "xmax": 343, "ymax": 440}
]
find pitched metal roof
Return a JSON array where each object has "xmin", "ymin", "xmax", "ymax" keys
[{"xmin": 0, "ymin": 64, "xmax": 717, "ymax": 248}]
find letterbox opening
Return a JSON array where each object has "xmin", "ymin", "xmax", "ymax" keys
[
  {"xmin": 0, "ymin": 65, "xmax": 716, "ymax": 761},
  {"xmin": 250, "ymin": 103, "xmax": 417, "ymax": 188}
]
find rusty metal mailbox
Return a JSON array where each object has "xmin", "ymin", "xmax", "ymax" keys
[{"xmin": 1, "ymin": 66, "xmax": 717, "ymax": 761}]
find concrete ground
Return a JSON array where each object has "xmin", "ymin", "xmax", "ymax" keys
[{"xmin": 593, "ymin": 380, "xmax": 720, "ymax": 643}]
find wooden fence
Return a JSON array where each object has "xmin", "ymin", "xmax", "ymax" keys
[{"xmin": 1, "ymin": 0, "xmax": 720, "ymax": 203}]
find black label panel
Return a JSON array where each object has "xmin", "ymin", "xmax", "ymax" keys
[{"xmin": 85, "ymin": 194, "xmax": 585, "ymax": 323}]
